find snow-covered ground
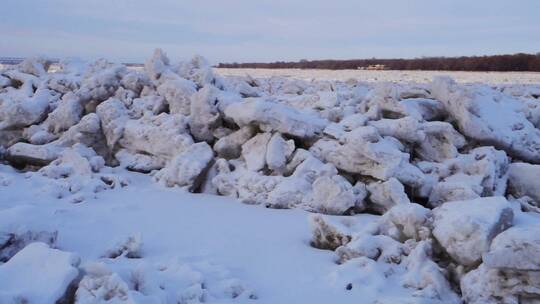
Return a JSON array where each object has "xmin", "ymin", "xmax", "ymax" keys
[
  {"xmin": 1, "ymin": 51, "xmax": 540, "ymax": 303},
  {"xmin": 217, "ymin": 68, "xmax": 540, "ymax": 84},
  {"xmin": 0, "ymin": 164, "xmax": 401, "ymax": 304}
]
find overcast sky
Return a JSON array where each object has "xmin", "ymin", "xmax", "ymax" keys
[{"xmin": 2, "ymin": 0, "xmax": 539, "ymax": 63}]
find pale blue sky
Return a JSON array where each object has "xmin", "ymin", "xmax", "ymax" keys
[{"xmin": 2, "ymin": 0, "xmax": 539, "ymax": 63}]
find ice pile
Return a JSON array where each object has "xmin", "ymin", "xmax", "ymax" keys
[{"xmin": 1, "ymin": 49, "xmax": 540, "ymax": 303}]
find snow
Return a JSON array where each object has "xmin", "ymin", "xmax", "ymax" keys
[
  {"xmin": 0, "ymin": 164, "xmax": 416, "ymax": 304},
  {"xmin": 1, "ymin": 51, "xmax": 540, "ymax": 303},
  {"xmin": 217, "ymin": 68, "xmax": 540, "ymax": 85}
]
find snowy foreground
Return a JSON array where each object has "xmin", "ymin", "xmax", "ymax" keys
[{"xmin": 1, "ymin": 51, "xmax": 540, "ymax": 304}]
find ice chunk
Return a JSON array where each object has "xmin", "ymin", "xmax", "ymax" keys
[
  {"xmin": 265, "ymin": 132, "xmax": 295, "ymax": 174},
  {"xmin": 483, "ymin": 225, "xmax": 540, "ymax": 271},
  {"xmin": 154, "ymin": 142, "xmax": 214, "ymax": 191},
  {"xmin": 241, "ymin": 132, "xmax": 272, "ymax": 172},
  {"xmin": 0, "ymin": 243, "xmax": 80, "ymax": 304},
  {"xmin": 311, "ymin": 175, "xmax": 367, "ymax": 215},
  {"xmin": 367, "ymin": 178, "xmax": 411, "ymax": 214},
  {"xmin": 225, "ymin": 98, "xmax": 327, "ymax": 138},
  {"xmin": 432, "ymin": 76, "xmax": 540, "ymax": 163},
  {"xmin": 507, "ymin": 162, "xmax": 540, "ymax": 203},
  {"xmin": 461, "ymin": 263, "xmax": 540, "ymax": 304},
  {"xmin": 309, "ymin": 215, "xmax": 352, "ymax": 250},
  {"xmin": 213, "ymin": 126, "xmax": 256, "ymax": 159},
  {"xmin": 311, "ymin": 126, "xmax": 425, "ymax": 187},
  {"xmin": 432, "ymin": 197, "xmax": 514, "ymax": 266},
  {"xmin": 379, "ymin": 203, "xmax": 432, "ymax": 242},
  {"xmin": 188, "ymin": 85, "xmax": 221, "ymax": 142}
]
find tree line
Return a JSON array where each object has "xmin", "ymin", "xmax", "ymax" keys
[{"xmin": 217, "ymin": 53, "xmax": 540, "ymax": 71}]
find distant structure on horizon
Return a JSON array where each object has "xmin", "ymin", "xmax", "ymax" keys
[{"xmin": 357, "ymin": 64, "xmax": 388, "ymax": 70}]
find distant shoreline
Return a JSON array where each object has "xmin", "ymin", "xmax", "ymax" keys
[
  {"xmin": 4, "ymin": 53, "xmax": 540, "ymax": 77},
  {"xmin": 0, "ymin": 57, "xmax": 144, "ymax": 68},
  {"xmin": 217, "ymin": 53, "xmax": 540, "ymax": 72},
  {"xmin": 216, "ymin": 67, "xmax": 540, "ymax": 74},
  {"xmin": 4, "ymin": 52, "xmax": 540, "ymax": 72}
]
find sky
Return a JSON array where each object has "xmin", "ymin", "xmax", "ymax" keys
[{"xmin": 1, "ymin": 0, "xmax": 540, "ymax": 63}]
